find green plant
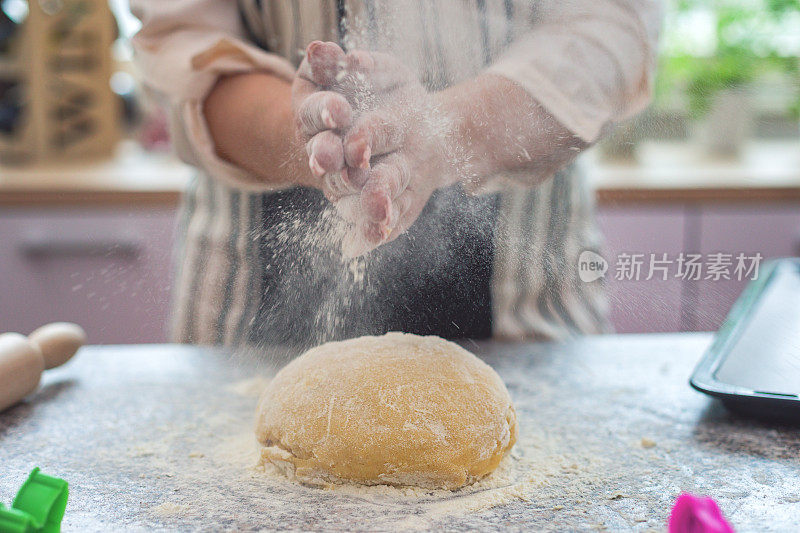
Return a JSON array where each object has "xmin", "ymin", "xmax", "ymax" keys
[{"xmin": 656, "ymin": 0, "xmax": 800, "ymax": 119}]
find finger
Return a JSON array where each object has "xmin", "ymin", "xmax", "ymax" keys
[
  {"xmin": 306, "ymin": 130, "xmax": 344, "ymax": 178},
  {"xmin": 343, "ymin": 50, "xmax": 412, "ymax": 93},
  {"xmin": 323, "ymin": 168, "xmax": 362, "ymax": 202},
  {"xmin": 360, "ymin": 154, "xmax": 412, "ymax": 224},
  {"xmin": 384, "ymin": 192, "xmax": 416, "ymax": 240},
  {"xmin": 292, "ymin": 41, "xmax": 346, "ymax": 117},
  {"xmin": 291, "ymin": 74, "xmax": 318, "ymax": 121},
  {"xmin": 362, "ymin": 190, "xmax": 414, "ymax": 244},
  {"xmin": 344, "ymin": 166, "xmax": 371, "ymax": 189},
  {"xmin": 362, "ymin": 221, "xmax": 386, "ymax": 245},
  {"xmin": 368, "ymin": 154, "xmax": 412, "ymax": 200},
  {"xmin": 342, "ymin": 190, "xmax": 416, "ymax": 257},
  {"xmin": 388, "ymin": 192, "xmax": 413, "ymax": 230},
  {"xmin": 294, "ymin": 43, "xmax": 315, "ymax": 83},
  {"xmin": 292, "ymin": 44, "xmax": 325, "ymax": 108},
  {"xmin": 344, "ymin": 110, "xmax": 406, "ymax": 169},
  {"xmin": 295, "ymin": 91, "xmax": 353, "ymax": 137},
  {"xmin": 304, "ymin": 41, "xmax": 346, "ymax": 87}
]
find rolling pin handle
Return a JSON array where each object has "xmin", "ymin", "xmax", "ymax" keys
[
  {"xmin": 0, "ymin": 322, "xmax": 86, "ymax": 412},
  {"xmin": 0, "ymin": 334, "xmax": 45, "ymax": 413},
  {"xmin": 28, "ymin": 323, "xmax": 87, "ymax": 370}
]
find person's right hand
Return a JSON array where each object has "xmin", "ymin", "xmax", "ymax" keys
[
  {"xmin": 295, "ymin": 42, "xmax": 465, "ymax": 258},
  {"xmin": 292, "ymin": 41, "xmax": 420, "ymax": 200},
  {"xmin": 291, "ymin": 41, "xmax": 359, "ymax": 201},
  {"xmin": 294, "ymin": 42, "xmax": 452, "ymax": 257}
]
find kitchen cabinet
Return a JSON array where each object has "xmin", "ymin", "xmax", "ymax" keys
[
  {"xmin": 589, "ymin": 140, "xmax": 800, "ymax": 333},
  {"xmin": 2, "ymin": 202, "xmax": 797, "ymax": 341},
  {"xmin": 597, "ymin": 202, "xmax": 800, "ymax": 333},
  {"xmin": 0, "ymin": 207, "xmax": 177, "ymax": 343},
  {"xmin": 2, "ymin": 140, "xmax": 798, "ymax": 339},
  {"xmin": 597, "ymin": 206, "xmax": 690, "ymax": 333},
  {"xmin": 2, "ymin": 138, "xmax": 799, "ymax": 341},
  {"xmin": 693, "ymin": 204, "xmax": 800, "ymax": 331}
]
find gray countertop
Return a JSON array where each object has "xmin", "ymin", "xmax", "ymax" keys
[{"xmin": 1, "ymin": 333, "xmax": 799, "ymax": 531}]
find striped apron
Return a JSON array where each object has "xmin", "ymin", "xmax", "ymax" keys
[{"xmin": 170, "ymin": 0, "xmax": 610, "ymax": 347}]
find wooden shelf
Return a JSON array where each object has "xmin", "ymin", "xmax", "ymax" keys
[
  {"xmin": 2, "ymin": 140, "xmax": 799, "ymax": 207},
  {"xmin": 596, "ymin": 185, "xmax": 800, "ymax": 204},
  {"xmin": 589, "ymin": 140, "xmax": 800, "ymax": 204},
  {"xmin": 0, "ymin": 140, "xmax": 192, "ymax": 207}
]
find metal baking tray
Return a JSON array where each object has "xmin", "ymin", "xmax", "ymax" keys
[{"xmin": 690, "ymin": 258, "xmax": 800, "ymax": 421}]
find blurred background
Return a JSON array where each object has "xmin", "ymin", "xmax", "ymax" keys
[{"xmin": 0, "ymin": 0, "xmax": 798, "ymax": 343}]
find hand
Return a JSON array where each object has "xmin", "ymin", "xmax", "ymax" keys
[
  {"xmin": 291, "ymin": 42, "xmax": 356, "ymax": 199},
  {"xmin": 293, "ymin": 42, "xmax": 459, "ymax": 255},
  {"xmin": 340, "ymin": 83, "xmax": 456, "ymax": 249}
]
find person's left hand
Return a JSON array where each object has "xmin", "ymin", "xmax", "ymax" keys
[{"xmin": 296, "ymin": 42, "xmax": 461, "ymax": 255}]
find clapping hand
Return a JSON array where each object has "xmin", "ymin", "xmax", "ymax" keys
[{"xmin": 292, "ymin": 41, "xmax": 459, "ymax": 255}]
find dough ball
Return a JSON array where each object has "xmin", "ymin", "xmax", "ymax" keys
[{"xmin": 255, "ymin": 332, "xmax": 517, "ymax": 489}]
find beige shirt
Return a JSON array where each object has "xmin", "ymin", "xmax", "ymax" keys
[
  {"xmin": 132, "ymin": 0, "xmax": 661, "ymax": 189},
  {"xmin": 131, "ymin": 0, "xmax": 661, "ymax": 344}
]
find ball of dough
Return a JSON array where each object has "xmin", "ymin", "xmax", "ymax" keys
[{"xmin": 255, "ymin": 332, "xmax": 517, "ymax": 489}]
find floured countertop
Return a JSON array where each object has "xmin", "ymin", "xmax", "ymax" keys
[{"xmin": 1, "ymin": 334, "xmax": 800, "ymax": 531}]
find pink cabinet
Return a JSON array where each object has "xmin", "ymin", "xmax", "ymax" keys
[
  {"xmin": 2, "ymin": 201, "xmax": 796, "ymax": 340},
  {"xmin": 693, "ymin": 204, "xmax": 800, "ymax": 331},
  {"xmin": 597, "ymin": 202, "xmax": 800, "ymax": 334},
  {"xmin": 0, "ymin": 207, "xmax": 177, "ymax": 343},
  {"xmin": 597, "ymin": 206, "xmax": 690, "ymax": 333}
]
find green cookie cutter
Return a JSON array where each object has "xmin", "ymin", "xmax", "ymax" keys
[{"xmin": 0, "ymin": 468, "xmax": 68, "ymax": 533}]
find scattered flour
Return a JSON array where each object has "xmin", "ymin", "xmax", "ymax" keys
[
  {"xmin": 225, "ymin": 375, "xmax": 273, "ymax": 397},
  {"xmin": 94, "ymin": 372, "xmax": 609, "ymax": 530},
  {"xmin": 152, "ymin": 502, "xmax": 189, "ymax": 518}
]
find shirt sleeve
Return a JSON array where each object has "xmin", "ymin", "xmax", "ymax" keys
[
  {"xmin": 487, "ymin": 0, "xmax": 663, "ymax": 143},
  {"xmin": 130, "ymin": 0, "xmax": 296, "ymax": 190}
]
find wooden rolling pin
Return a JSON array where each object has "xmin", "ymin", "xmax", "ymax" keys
[{"xmin": 0, "ymin": 323, "xmax": 86, "ymax": 412}]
